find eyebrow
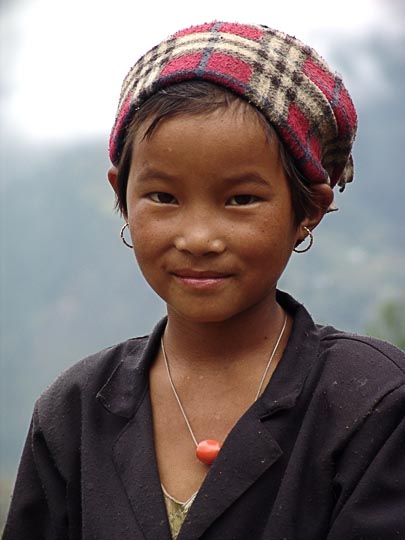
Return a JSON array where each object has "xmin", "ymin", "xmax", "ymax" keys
[
  {"xmin": 134, "ymin": 166, "xmax": 177, "ymax": 183},
  {"xmin": 220, "ymin": 173, "xmax": 269, "ymax": 188}
]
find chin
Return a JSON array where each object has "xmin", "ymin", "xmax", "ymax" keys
[{"xmin": 168, "ymin": 305, "xmax": 240, "ymax": 325}]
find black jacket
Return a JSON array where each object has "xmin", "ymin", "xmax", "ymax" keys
[{"xmin": 4, "ymin": 292, "xmax": 405, "ymax": 539}]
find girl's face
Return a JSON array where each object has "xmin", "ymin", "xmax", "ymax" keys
[{"xmin": 123, "ymin": 108, "xmax": 306, "ymax": 324}]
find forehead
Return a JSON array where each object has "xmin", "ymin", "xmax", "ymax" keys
[
  {"xmin": 132, "ymin": 106, "xmax": 276, "ymax": 161},
  {"xmin": 133, "ymin": 98, "xmax": 276, "ymax": 149}
]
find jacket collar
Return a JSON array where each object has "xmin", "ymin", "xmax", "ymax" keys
[
  {"xmin": 256, "ymin": 290, "xmax": 321, "ymax": 419},
  {"xmin": 96, "ymin": 317, "xmax": 166, "ymax": 418},
  {"xmin": 97, "ymin": 290, "xmax": 319, "ymax": 420}
]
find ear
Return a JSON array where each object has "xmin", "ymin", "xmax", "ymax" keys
[
  {"xmin": 296, "ymin": 183, "xmax": 334, "ymax": 243},
  {"xmin": 107, "ymin": 165, "xmax": 119, "ymax": 193},
  {"xmin": 108, "ymin": 165, "xmax": 128, "ymax": 220}
]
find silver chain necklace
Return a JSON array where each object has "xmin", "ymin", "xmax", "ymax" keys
[{"xmin": 160, "ymin": 312, "xmax": 287, "ymax": 465}]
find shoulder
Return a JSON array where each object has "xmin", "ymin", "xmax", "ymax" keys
[
  {"xmin": 309, "ymin": 326, "xmax": 405, "ymax": 436},
  {"xmin": 280, "ymin": 290, "xmax": 405, "ymax": 386},
  {"xmin": 278, "ymin": 292, "xmax": 405, "ymax": 420},
  {"xmin": 318, "ymin": 326, "xmax": 405, "ymax": 371},
  {"xmin": 35, "ymin": 335, "xmax": 150, "ymax": 423},
  {"xmin": 317, "ymin": 326, "xmax": 405, "ymax": 387}
]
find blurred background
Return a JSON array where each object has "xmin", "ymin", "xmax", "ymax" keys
[{"xmin": 1, "ymin": 0, "xmax": 404, "ymax": 528}]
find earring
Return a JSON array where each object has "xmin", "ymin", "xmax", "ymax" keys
[
  {"xmin": 120, "ymin": 223, "xmax": 133, "ymax": 249},
  {"xmin": 293, "ymin": 226, "xmax": 313, "ymax": 253}
]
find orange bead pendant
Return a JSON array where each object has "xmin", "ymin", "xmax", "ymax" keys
[{"xmin": 196, "ymin": 439, "xmax": 222, "ymax": 465}]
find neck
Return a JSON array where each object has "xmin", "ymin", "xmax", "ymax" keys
[{"xmin": 164, "ymin": 293, "xmax": 287, "ymax": 374}]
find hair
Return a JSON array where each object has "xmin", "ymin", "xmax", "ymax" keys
[{"xmin": 114, "ymin": 81, "xmax": 323, "ymax": 224}]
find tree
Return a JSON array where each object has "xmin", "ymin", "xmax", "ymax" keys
[{"xmin": 366, "ymin": 299, "xmax": 405, "ymax": 350}]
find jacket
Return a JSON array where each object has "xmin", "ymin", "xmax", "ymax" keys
[{"xmin": 4, "ymin": 292, "xmax": 405, "ymax": 539}]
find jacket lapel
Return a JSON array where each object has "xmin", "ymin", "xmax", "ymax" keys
[
  {"xmin": 179, "ymin": 403, "xmax": 284, "ymax": 540},
  {"xmin": 112, "ymin": 391, "xmax": 172, "ymax": 540}
]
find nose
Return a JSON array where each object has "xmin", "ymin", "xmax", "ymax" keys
[{"xmin": 174, "ymin": 215, "xmax": 226, "ymax": 256}]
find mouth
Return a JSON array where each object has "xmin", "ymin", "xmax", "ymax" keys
[
  {"xmin": 172, "ymin": 269, "xmax": 231, "ymax": 278},
  {"xmin": 170, "ymin": 269, "xmax": 233, "ymax": 289}
]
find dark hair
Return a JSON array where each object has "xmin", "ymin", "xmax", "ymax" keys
[{"xmin": 114, "ymin": 81, "xmax": 322, "ymax": 224}]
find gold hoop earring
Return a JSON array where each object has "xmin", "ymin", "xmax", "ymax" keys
[
  {"xmin": 293, "ymin": 226, "xmax": 313, "ymax": 253},
  {"xmin": 120, "ymin": 223, "xmax": 133, "ymax": 249}
]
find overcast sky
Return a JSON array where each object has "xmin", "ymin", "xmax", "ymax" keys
[{"xmin": 0, "ymin": 0, "xmax": 402, "ymax": 141}]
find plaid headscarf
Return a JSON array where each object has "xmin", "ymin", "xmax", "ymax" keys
[{"xmin": 109, "ymin": 21, "xmax": 357, "ymax": 190}]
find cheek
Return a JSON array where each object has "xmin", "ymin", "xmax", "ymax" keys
[
  {"xmin": 131, "ymin": 228, "xmax": 156, "ymax": 267},
  {"xmin": 242, "ymin": 214, "xmax": 297, "ymax": 258},
  {"xmin": 128, "ymin": 207, "xmax": 168, "ymax": 265},
  {"xmin": 128, "ymin": 203, "xmax": 154, "ymax": 241},
  {"xmin": 131, "ymin": 232, "xmax": 163, "ymax": 293},
  {"xmin": 128, "ymin": 206, "xmax": 150, "ymax": 253}
]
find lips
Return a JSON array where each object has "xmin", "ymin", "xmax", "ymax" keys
[
  {"xmin": 172, "ymin": 269, "xmax": 231, "ymax": 279},
  {"xmin": 170, "ymin": 268, "xmax": 232, "ymax": 289}
]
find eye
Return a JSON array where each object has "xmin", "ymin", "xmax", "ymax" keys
[
  {"xmin": 227, "ymin": 194, "xmax": 260, "ymax": 206},
  {"xmin": 148, "ymin": 192, "xmax": 178, "ymax": 204}
]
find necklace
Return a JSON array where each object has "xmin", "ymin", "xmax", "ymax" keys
[{"xmin": 160, "ymin": 312, "xmax": 288, "ymax": 466}]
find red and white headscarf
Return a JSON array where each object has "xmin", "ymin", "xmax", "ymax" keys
[{"xmin": 109, "ymin": 21, "xmax": 357, "ymax": 191}]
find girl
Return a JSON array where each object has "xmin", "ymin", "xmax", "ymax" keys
[{"xmin": 5, "ymin": 21, "xmax": 405, "ymax": 540}]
